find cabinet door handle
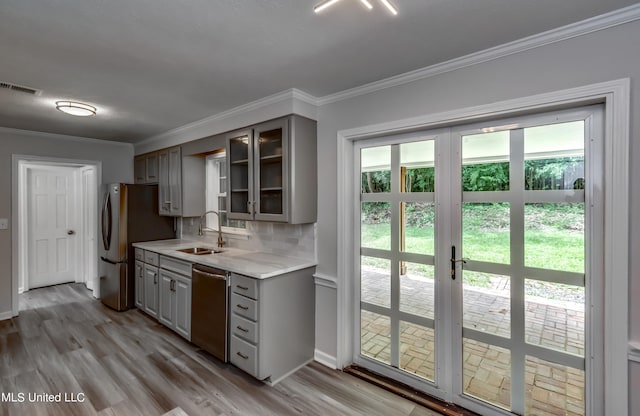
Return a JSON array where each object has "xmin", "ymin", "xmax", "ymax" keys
[
  {"xmin": 236, "ymin": 285, "xmax": 248, "ymax": 291},
  {"xmin": 236, "ymin": 304, "xmax": 249, "ymax": 310},
  {"xmin": 154, "ymin": 273, "xmax": 158, "ymax": 284},
  {"xmin": 236, "ymin": 352, "xmax": 249, "ymax": 360},
  {"xmin": 236, "ymin": 326, "xmax": 249, "ymax": 333}
]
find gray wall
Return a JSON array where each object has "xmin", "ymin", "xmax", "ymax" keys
[
  {"xmin": 0, "ymin": 128, "xmax": 134, "ymax": 316},
  {"xmin": 314, "ymin": 19, "xmax": 640, "ymax": 411}
]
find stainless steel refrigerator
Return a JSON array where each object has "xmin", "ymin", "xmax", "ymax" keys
[{"xmin": 99, "ymin": 183, "xmax": 175, "ymax": 311}]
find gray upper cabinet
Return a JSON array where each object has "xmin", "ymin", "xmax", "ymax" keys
[
  {"xmin": 134, "ymin": 152, "xmax": 159, "ymax": 184},
  {"xmin": 226, "ymin": 115, "xmax": 316, "ymax": 224},
  {"xmin": 158, "ymin": 145, "xmax": 205, "ymax": 217},
  {"xmin": 158, "ymin": 146, "xmax": 182, "ymax": 216},
  {"xmin": 227, "ymin": 128, "xmax": 254, "ymax": 221}
]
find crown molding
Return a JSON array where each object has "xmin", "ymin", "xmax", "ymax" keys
[
  {"xmin": 137, "ymin": 88, "xmax": 317, "ymax": 148},
  {"xmin": 316, "ymin": 3, "xmax": 640, "ymax": 106},
  {"xmin": 0, "ymin": 126, "xmax": 133, "ymax": 147}
]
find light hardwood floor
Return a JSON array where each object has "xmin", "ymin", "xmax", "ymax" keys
[{"xmin": 0, "ymin": 283, "xmax": 441, "ymax": 416}]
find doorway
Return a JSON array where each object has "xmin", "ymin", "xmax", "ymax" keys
[
  {"xmin": 352, "ymin": 106, "xmax": 603, "ymax": 415},
  {"xmin": 13, "ymin": 156, "xmax": 101, "ymax": 313}
]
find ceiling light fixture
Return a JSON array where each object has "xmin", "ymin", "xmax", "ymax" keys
[
  {"xmin": 360, "ymin": 0, "xmax": 373, "ymax": 10},
  {"xmin": 379, "ymin": 0, "xmax": 398, "ymax": 15},
  {"xmin": 55, "ymin": 101, "xmax": 97, "ymax": 117},
  {"xmin": 314, "ymin": 0, "xmax": 397, "ymax": 15},
  {"xmin": 314, "ymin": 0, "xmax": 342, "ymax": 13}
]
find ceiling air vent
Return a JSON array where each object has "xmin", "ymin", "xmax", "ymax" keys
[{"xmin": 0, "ymin": 81, "xmax": 42, "ymax": 96}]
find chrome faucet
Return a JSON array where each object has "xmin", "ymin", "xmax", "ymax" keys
[{"xmin": 198, "ymin": 210, "xmax": 225, "ymax": 248}]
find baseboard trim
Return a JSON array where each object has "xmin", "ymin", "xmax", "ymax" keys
[
  {"xmin": 0, "ymin": 310, "xmax": 15, "ymax": 321},
  {"xmin": 314, "ymin": 349, "xmax": 338, "ymax": 369},
  {"xmin": 266, "ymin": 358, "xmax": 314, "ymax": 386}
]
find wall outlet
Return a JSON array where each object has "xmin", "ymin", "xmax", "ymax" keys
[{"xmin": 0, "ymin": 218, "xmax": 8, "ymax": 230}]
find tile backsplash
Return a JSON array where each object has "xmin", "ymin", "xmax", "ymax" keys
[{"xmin": 179, "ymin": 217, "xmax": 316, "ymax": 260}]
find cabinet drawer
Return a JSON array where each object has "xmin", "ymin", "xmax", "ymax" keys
[
  {"xmin": 134, "ymin": 248, "xmax": 144, "ymax": 261},
  {"xmin": 231, "ymin": 273, "xmax": 258, "ymax": 300},
  {"xmin": 231, "ymin": 293, "xmax": 258, "ymax": 321},
  {"xmin": 144, "ymin": 251, "xmax": 160, "ymax": 266},
  {"xmin": 230, "ymin": 335, "xmax": 258, "ymax": 377},
  {"xmin": 160, "ymin": 255, "xmax": 191, "ymax": 276},
  {"xmin": 230, "ymin": 314, "xmax": 258, "ymax": 343}
]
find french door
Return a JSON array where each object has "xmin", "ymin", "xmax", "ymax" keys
[{"xmin": 353, "ymin": 105, "xmax": 603, "ymax": 416}]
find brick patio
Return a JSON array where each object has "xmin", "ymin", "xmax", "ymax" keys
[{"xmin": 360, "ymin": 266, "xmax": 585, "ymax": 416}]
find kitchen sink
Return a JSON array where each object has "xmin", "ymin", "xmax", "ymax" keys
[{"xmin": 176, "ymin": 247, "xmax": 222, "ymax": 255}]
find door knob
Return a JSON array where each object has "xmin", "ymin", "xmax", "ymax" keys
[{"xmin": 67, "ymin": 230, "xmax": 75, "ymax": 235}]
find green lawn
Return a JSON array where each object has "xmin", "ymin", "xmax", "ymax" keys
[{"xmin": 361, "ymin": 224, "xmax": 584, "ymax": 274}]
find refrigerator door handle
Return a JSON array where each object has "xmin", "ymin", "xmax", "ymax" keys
[
  {"xmin": 101, "ymin": 191, "xmax": 112, "ymax": 251},
  {"xmin": 100, "ymin": 256, "xmax": 126, "ymax": 265}
]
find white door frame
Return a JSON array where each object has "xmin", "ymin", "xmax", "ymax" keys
[
  {"xmin": 11, "ymin": 155, "xmax": 102, "ymax": 315},
  {"xmin": 336, "ymin": 79, "xmax": 630, "ymax": 415},
  {"xmin": 80, "ymin": 166, "xmax": 98, "ymax": 291}
]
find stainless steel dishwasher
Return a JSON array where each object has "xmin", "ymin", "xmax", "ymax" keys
[{"xmin": 191, "ymin": 264, "xmax": 229, "ymax": 362}]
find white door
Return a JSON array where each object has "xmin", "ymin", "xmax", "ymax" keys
[
  {"xmin": 353, "ymin": 105, "xmax": 603, "ymax": 416},
  {"xmin": 28, "ymin": 166, "xmax": 78, "ymax": 289}
]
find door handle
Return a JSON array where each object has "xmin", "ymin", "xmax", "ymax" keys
[
  {"xmin": 450, "ymin": 246, "xmax": 468, "ymax": 280},
  {"xmin": 67, "ymin": 230, "xmax": 75, "ymax": 235}
]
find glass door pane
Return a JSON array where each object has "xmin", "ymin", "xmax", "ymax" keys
[
  {"xmin": 258, "ymin": 127, "xmax": 284, "ymax": 215},
  {"xmin": 460, "ymin": 130, "xmax": 513, "ymax": 409},
  {"xmin": 227, "ymin": 133, "xmax": 251, "ymax": 216},
  {"xmin": 522, "ymin": 120, "xmax": 586, "ymax": 416},
  {"xmin": 359, "ymin": 138, "xmax": 438, "ymax": 384},
  {"xmin": 455, "ymin": 116, "xmax": 592, "ymax": 416}
]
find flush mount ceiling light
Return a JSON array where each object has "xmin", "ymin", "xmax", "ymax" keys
[
  {"xmin": 55, "ymin": 101, "xmax": 97, "ymax": 116},
  {"xmin": 314, "ymin": 0, "xmax": 397, "ymax": 15}
]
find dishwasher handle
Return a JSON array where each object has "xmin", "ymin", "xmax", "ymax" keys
[{"xmin": 193, "ymin": 267, "xmax": 227, "ymax": 280}]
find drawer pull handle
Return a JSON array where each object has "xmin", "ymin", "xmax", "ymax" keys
[
  {"xmin": 236, "ymin": 304, "xmax": 249, "ymax": 310},
  {"xmin": 236, "ymin": 352, "xmax": 249, "ymax": 360},
  {"xmin": 236, "ymin": 326, "xmax": 249, "ymax": 332},
  {"xmin": 236, "ymin": 285, "xmax": 249, "ymax": 290}
]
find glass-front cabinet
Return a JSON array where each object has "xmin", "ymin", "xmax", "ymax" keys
[
  {"xmin": 227, "ymin": 129, "xmax": 253, "ymax": 221},
  {"xmin": 226, "ymin": 115, "xmax": 317, "ymax": 224},
  {"xmin": 254, "ymin": 119, "xmax": 288, "ymax": 220}
]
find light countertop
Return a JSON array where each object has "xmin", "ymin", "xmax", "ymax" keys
[{"xmin": 132, "ymin": 239, "xmax": 317, "ymax": 279}]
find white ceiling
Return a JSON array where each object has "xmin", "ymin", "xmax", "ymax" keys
[{"xmin": 0, "ymin": 0, "xmax": 637, "ymax": 143}]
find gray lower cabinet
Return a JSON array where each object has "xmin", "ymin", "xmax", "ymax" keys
[
  {"xmin": 134, "ymin": 260, "xmax": 144, "ymax": 309},
  {"xmin": 143, "ymin": 263, "xmax": 159, "ymax": 318},
  {"xmin": 158, "ymin": 256, "xmax": 192, "ymax": 341},
  {"xmin": 134, "ymin": 248, "xmax": 159, "ymax": 318},
  {"xmin": 229, "ymin": 268, "xmax": 314, "ymax": 384}
]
